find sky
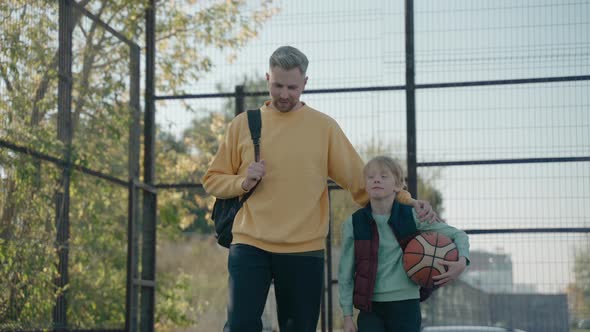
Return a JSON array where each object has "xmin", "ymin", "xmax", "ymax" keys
[{"xmin": 155, "ymin": 0, "xmax": 590, "ymax": 293}]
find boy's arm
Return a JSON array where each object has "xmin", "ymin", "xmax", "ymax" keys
[
  {"xmin": 338, "ymin": 217, "xmax": 356, "ymax": 317},
  {"xmin": 434, "ymin": 256, "xmax": 468, "ymax": 287},
  {"xmin": 414, "ymin": 211, "xmax": 470, "ymax": 286},
  {"xmin": 202, "ymin": 117, "xmax": 249, "ymax": 199},
  {"xmin": 414, "ymin": 210, "xmax": 470, "ymax": 263}
]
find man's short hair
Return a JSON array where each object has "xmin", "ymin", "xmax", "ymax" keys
[{"xmin": 269, "ymin": 46, "xmax": 309, "ymax": 75}]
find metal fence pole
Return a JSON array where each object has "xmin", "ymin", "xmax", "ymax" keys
[
  {"xmin": 54, "ymin": 0, "xmax": 73, "ymax": 329},
  {"xmin": 326, "ymin": 189, "xmax": 334, "ymax": 332},
  {"xmin": 235, "ymin": 85, "xmax": 245, "ymax": 116},
  {"xmin": 125, "ymin": 43, "xmax": 142, "ymax": 332},
  {"xmin": 321, "ymin": 287, "xmax": 327, "ymax": 332},
  {"xmin": 404, "ymin": 0, "xmax": 418, "ymax": 197},
  {"xmin": 140, "ymin": 1, "xmax": 157, "ymax": 331}
]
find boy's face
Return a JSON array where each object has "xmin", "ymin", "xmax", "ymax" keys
[
  {"xmin": 266, "ymin": 66, "xmax": 307, "ymax": 112},
  {"xmin": 364, "ymin": 165, "xmax": 403, "ymax": 200}
]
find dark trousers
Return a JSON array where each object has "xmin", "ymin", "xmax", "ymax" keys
[
  {"xmin": 357, "ymin": 299, "xmax": 421, "ymax": 332},
  {"xmin": 224, "ymin": 244, "xmax": 324, "ymax": 332}
]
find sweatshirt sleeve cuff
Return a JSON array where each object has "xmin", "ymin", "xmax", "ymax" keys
[
  {"xmin": 456, "ymin": 244, "xmax": 470, "ymax": 266},
  {"xmin": 396, "ymin": 190, "xmax": 414, "ymax": 205},
  {"xmin": 234, "ymin": 175, "xmax": 249, "ymax": 194},
  {"xmin": 459, "ymin": 253, "xmax": 471, "ymax": 266},
  {"xmin": 342, "ymin": 305, "xmax": 353, "ymax": 317}
]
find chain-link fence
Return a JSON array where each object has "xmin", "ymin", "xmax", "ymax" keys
[
  {"xmin": 1, "ymin": 1, "xmax": 589, "ymax": 331},
  {"xmin": 154, "ymin": 1, "xmax": 589, "ymax": 331},
  {"xmin": 1, "ymin": 1, "xmax": 144, "ymax": 330}
]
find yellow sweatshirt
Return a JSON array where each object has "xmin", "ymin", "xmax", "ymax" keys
[{"xmin": 203, "ymin": 101, "xmax": 412, "ymax": 253}]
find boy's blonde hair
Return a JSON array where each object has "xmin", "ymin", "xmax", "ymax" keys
[{"xmin": 364, "ymin": 156, "xmax": 406, "ymax": 188}]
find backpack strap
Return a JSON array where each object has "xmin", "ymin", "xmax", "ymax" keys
[
  {"xmin": 247, "ymin": 109, "xmax": 261, "ymax": 162},
  {"xmin": 240, "ymin": 109, "xmax": 262, "ymax": 203}
]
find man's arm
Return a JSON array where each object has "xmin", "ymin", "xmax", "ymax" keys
[
  {"xmin": 396, "ymin": 190, "xmax": 441, "ymax": 223},
  {"xmin": 405, "ymin": 197, "xmax": 441, "ymax": 223},
  {"xmin": 202, "ymin": 117, "xmax": 249, "ymax": 199},
  {"xmin": 325, "ymin": 122, "xmax": 369, "ymax": 205},
  {"xmin": 325, "ymin": 122, "xmax": 440, "ymax": 221}
]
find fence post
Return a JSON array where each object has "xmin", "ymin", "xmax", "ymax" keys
[
  {"xmin": 235, "ymin": 85, "xmax": 245, "ymax": 116},
  {"xmin": 126, "ymin": 43, "xmax": 142, "ymax": 332},
  {"xmin": 405, "ymin": 0, "xmax": 418, "ymax": 197},
  {"xmin": 54, "ymin": 0, "xmax": 73, "ymax": 329},
  {"xmin": 140, "ymin": 0, "xmax": 157, "ymax": 331},
  {"xmin": 326, "ymin": 189, "xmax": 334, "ymax": 332}
]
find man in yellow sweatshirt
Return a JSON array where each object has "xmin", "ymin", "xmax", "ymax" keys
[{"xmin": 203, "ymin": 45, "xmax": 438, "ymax": 332}]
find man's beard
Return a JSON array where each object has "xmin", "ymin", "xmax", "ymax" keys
[{"xmin": 273, "ymin": 99, "xmax": 296, "ymax": 112}]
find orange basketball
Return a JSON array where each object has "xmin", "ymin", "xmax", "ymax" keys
[{"xmin": 402, "ymin": 232, "xmax": 458, "ymax": 288}]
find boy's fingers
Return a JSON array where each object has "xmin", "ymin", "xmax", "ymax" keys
[
  {"xmin": 434, "ymin": 279, "xmax": 450, "ymax": 286},
  {"xmin": 433, "ymin": 270, "xmax": 451, "ymax": 279}
]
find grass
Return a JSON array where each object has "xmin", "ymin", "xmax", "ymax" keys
[{"xmin": 157, "ymin": 234, "xmax": 229, "ymax": 332}]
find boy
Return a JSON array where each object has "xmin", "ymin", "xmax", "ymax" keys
[{"xmin": 338, "ymin": 156, "xmax": 470, "ymax": 332}]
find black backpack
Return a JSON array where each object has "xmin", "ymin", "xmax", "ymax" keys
[{"xmin": 211, "ymin": 109, "xmax": 261, "ymax": 248}]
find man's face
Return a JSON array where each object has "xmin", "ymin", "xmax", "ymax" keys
[{"xmin": 266, "ymin": 66, "xmax": 307, "ymax": 112}]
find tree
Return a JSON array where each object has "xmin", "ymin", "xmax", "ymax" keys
[
  {"xmin": 0, "ymin": 0, "xmax": 277, "ymax": 329},
  {"xmin": 156, "ymin": 75, "xmax": 269, "ymax": 236},
  {"xmin": 569, "ymin": 248, "xmax": 590, "ymax": 322}
]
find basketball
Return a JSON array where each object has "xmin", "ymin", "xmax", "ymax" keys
[{"xmin": 402, "ymin": 232, "xmax": 458, "ymax": 288}]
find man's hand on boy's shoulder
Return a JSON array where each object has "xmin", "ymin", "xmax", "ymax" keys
[{"xmin": 412, "ymin": 199, "xmax": 444, "ymax": 224}]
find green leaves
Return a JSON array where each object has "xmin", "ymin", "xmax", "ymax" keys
[
  {"xmin": 153, "ymin": 0, "xmax": 278, "ymax": 93},
  {"xmin": 1, "ymin": 0, "xmax": 277, "ymax": 329}
]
